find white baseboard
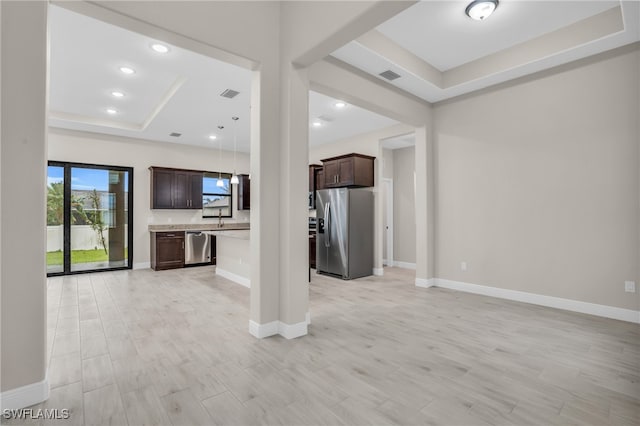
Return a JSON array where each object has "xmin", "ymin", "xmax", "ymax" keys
[
  {"xmin": 415, "ymin": 278, "xmax": 435, "ymax": 288},
  {"xmin": 393, "ymin": 261, "xmax": 416, "ymax": 270},
  {"xmin": 133, "ymin": 262, "xmax": 150, "ymax": 270},
  {"xmin": 216, "ymin": 268, "xmax": 250, "ymax": 288},
  {"xmin": 435, "ymin": 278, "xmax": 640, "ymax": 324},
  {"xmin": 0, "ymin": 375, "xmax": 49, "ymax": 410},
  {"xmin": 373, "ymin": 268, "xmax": 384, "ymax": 276},
  {"xmin": 249, "ymin": 315, "xmax": 309, "ymax": 340},
  {"xmin": 278, "ymin": 319, "xmax": 308, "ymax": 339}
]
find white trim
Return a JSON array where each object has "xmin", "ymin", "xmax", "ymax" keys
[
  {"xmin": 393, "ymin": 261, "xmax": 416, "ymax": 270},
  {"xmin": 435, "ymin": 278, "xmax": 640, "ymax": 324},
  {"xmin": 382, "ymin": 178, "xmax": 393, "ymax": 266},
  {"xmin": 415, "ymin": 278, "xmax": 435, "ymax": 288},
  {"xmin": 278, "ymin": 320, "xmax": 308, "ymax": 339},
  {"xmin": 249, "ymin": 320, "xmax": 278, "ymax": 338},
  {"xmin": 216, "ymin": 268, "xmax": 250, "ymax": 288},
  {"xmin": 373, "ymin": 268, "xmax": 384, "ymax": 276},
  {"xmin": 133, "ymin": 262, "xmax": 150, "ymax": 270},
  {"xmin": 0, "ymin": 375, "xmax": 49, "ymax": 410},
  {"xmin": 248, "ymin": 319, "xmax": 309, "ymax": 339}
]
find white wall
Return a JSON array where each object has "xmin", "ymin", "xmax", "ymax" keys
[
  {"xmin": 393, "ymin": 146, "xmax": 416, "ymax": 264},
  {"xmin": 433, "ymin": 45, "xmax": 640, "ymax": 311},
  {"xmin": 48, "ymin": 128, "xmax": 250, "ymax": 268}
]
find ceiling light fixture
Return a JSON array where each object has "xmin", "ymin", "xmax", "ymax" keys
[
  {"xmin": 230, "ymin": 117, "xmax": 240, "ymax": 185},
  {"xmin": 334, "ymin": 101, "xmax": 346, "ymax": 109},
  {"xmin": 312, "ymin": 121, "xmax": 322, "ymax": 128},
  {"xmin": 216, "ymin": 125, "xmax": 225, "ymax": 188},
  {"xmin": 106, "ymin": 108, "xmax": 118, "ymax": 115},
  {"xmin": 209, "ymin": 135, "xmax": 217, "ymax": 140},
  {"xmin": 119, "ymin": 66, "xmax": 135, "ymax": 75},
  {"xmin": 111, "ymin": 91, "xmax": 125, "ymax": 98},
  {"xmin": 151, "ymin": 43, "xmax": 169, "ymax": 53},
  {"xmin": 465, "ymin": 0, "xmax": 498, "ymax": 20}
]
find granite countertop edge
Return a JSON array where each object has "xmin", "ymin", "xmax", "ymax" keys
[{"xmin": 149, "ymin": 223, "xmax": 250, "ymax": 232}]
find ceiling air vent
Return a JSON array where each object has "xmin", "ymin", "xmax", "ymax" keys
[
  {"xmin": 220, "ymin": 89, "xmax": 240, "ymax": 99},
  {"xmin": 379, "ymin": 70, "xmax": 401, "ymax": 81},
  {"xmin": 169, "ymin": 132, "xmax": 182, "ymax": 137}
]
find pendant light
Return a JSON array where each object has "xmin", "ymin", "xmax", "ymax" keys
[
  {"xmin": 216, "ymin": 125, "xmax": 224, "ymax": 187},
  {"xmin": 230, "ymin": 116, "xmax": 240, "ymax": 185}
]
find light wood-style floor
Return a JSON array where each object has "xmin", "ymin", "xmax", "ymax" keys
[{"xmin": 8, "ymin": 266, "xmax": 639, "ymax": 425}]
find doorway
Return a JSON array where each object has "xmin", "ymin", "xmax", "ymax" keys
[{"xmin": 47, "ymin": 161, "xmax": 133, "ymax": 276}]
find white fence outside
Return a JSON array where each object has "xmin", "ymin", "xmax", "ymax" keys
[{"xmin": 47, "ymin": 225, "xmax": 128, "ymax": 252}]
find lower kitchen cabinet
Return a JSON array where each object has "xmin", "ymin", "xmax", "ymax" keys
[
  {"xmin": 309, "ymin": 231, "xmax": 317, "ymax": 269},
  {"xmin": 151, "ymin": 231, "xmax": 185, "ymax": 271}
]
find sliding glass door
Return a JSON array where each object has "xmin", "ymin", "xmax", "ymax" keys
[{"xmin": 47, "ymin": 161, "xmax": 133, "ymax": 276}]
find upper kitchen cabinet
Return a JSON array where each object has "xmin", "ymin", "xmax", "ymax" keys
[
  {"xmin": 150, "ymin": 167, "xmax": 203, "ymax": 209},
  {"xmin": 321, "ymin": 153, "xmax": 375, "ymax": 188},
  {"xmin": 237, "ymin": 174, "xmax": 250, "ymax": 210}
]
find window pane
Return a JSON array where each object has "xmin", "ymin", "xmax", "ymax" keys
[
  {"xmin": 203, "ymin": 195, "xmax": 231, "ymax": 217},
  {"xmin": 70, "ymin": 167, "xmax": 129, "ymax": 272},
  {"xmin": 203, "ymin": 173, "xmax": 231, "ymax": 195},
  {"xmin": 46, "ymin": 166, "xmax": 64, "ymax": 274}
]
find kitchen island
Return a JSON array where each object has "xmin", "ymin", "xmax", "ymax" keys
[{"xmin": 203, "ymin": 229, "xmax": 250, "ymax": 288}]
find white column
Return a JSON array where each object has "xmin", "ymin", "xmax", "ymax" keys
[
  {"xmin": 0, "ymin": 0, "xmax": 49, "ymax": 409},
  {"xmin": 277, "ymin": 62, "xmax": 309, "ymax": 336},
  {"xmin": 415, "ymin": 125, "xmax": 435, "ymax": 287}
]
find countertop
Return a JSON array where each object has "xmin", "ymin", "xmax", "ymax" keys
[
  {"xmin": 148, "ymin": 223, "xmax": 250, "ymax": 232},
  {"xmin": 202, "ymin": 229, "xmax": 250, "ymax": 240}
]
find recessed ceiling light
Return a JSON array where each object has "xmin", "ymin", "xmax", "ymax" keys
[
  {"xmin": 312, "ymin": 121, "xmax": 322, "ymax": 128},
  {"xmin": 119, "ymin": 66, "xmax": 135, "ymax": 75},
  {"xmin": 151, "ymin": 43, "xmax": 169, "ymax": 53},
  {"xmin": 465, "ymin": 0, "xmax": 498, "ymax": 21},
  {"xmin": 106, "ymin": 108, "xmax": 118, "ymax": 115},
  {"xmin": 208, "ymin": 135, "xmax": 217, "ymax": 140},
  {"xmin": 334, "ymin": 101, "xmax": 346, "ymax": 109},
  {"xmin": 111, "ymin": 91, "xmax": 125, "ymax": 98}
]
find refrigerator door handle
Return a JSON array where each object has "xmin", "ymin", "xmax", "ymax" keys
[{"xmin": 324, "ymin": 202, "xmax": 331, "ymax": 248}]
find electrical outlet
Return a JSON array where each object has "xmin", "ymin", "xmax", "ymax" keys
[
  {"xmin": 624, "ymin": 281, "xmax": 636, "ymax": 293},
  {"xmin": 461, "ymin": 261, "xmax": 467, "ymax": 272}
]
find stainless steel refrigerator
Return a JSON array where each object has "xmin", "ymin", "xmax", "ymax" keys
[{"xmin": 316, "ymin": 188, "xmax": 373, "ymax": 279}]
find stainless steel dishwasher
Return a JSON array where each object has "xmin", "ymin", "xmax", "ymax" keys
[{"xmin": 185, "ymin": 231, "xmax": 212, "ymax": 265}]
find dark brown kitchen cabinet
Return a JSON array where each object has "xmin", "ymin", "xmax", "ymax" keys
[
  {"xmin": 151, "ymin": 231, "xmax": 185, "ymax": 270},
  {"xmin": 237, "ymin": 174, "xmax": 250, "ymax": 210},
  {"xmin": 309, "ymin": 231, "xmax": 317, "ymax": 269},
  {"xmin": 150, "ymin": 167, "xmax": 203, "ymax": 209},
  {"xmin": 321, "ymin": 153, "xmax": 375, "ymax": 188}
]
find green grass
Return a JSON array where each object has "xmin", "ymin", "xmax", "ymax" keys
[{"xmin": 46, "ymin": 249, "xmax": 127, "ymax": 266}]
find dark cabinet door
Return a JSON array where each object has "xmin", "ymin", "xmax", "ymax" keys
[
  {"xmin": 337, "ymin": 158, "xmax": 354, "ymax": 186},
  {"xmin": 152, "ymin": 232, "xmax": 185, "ymax": 270},
  {"xmin": 316, "ymin": 169, "xmax": 325, "ymax": 190},
  {"xmin": 323, "ymin": 160, "xmax": 339, "ymax": 187},
  {"xmin": 173, "ymin": 171, "xmax": 189, "ymax": 209},
  {"xmin": 237, "ymin": 174, "xmax": 250, "ymax": 210},
  {"xmin": 189, "ymin": 172, "xmax": 203, "ymax": 209},
  {"xmin": 152, "ymin": 169, "xmax": 174, "ymax": 209},
  {"xmin": 309, "ymin": 232, "xmax": 317, "ymax": 269}
]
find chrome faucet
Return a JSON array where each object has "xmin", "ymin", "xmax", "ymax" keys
[{"xmin": 218, "ymin": 209, "xmax": 224, "ymax": 228}]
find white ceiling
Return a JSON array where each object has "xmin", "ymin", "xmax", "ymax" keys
[
  {"xmin": 381, "ymin": 133, "xmax": 415, "ymax": 150},
  {"xmin": 376, "ymin": 1, "xmax": 620, "ymax": 71},
  {"xmin": 49, "ymin": 5, "xmax": 399, "ymax": 151},
  {"xmin": 308, "ymin": 91, "xmax": 398, "ymax": 146},
  {"xmin": 331, "ymin": 1, "xmax": 640, "ymax": 103}
]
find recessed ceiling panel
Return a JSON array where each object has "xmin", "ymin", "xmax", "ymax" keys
[{"xmin": 376, "ymin": 0, "xmax": 620, "ymax": 71}]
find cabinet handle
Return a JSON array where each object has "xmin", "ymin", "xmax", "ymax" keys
[{"xmin": 182, "ymin": 241, "xmax": 185, "ymax": 249}]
